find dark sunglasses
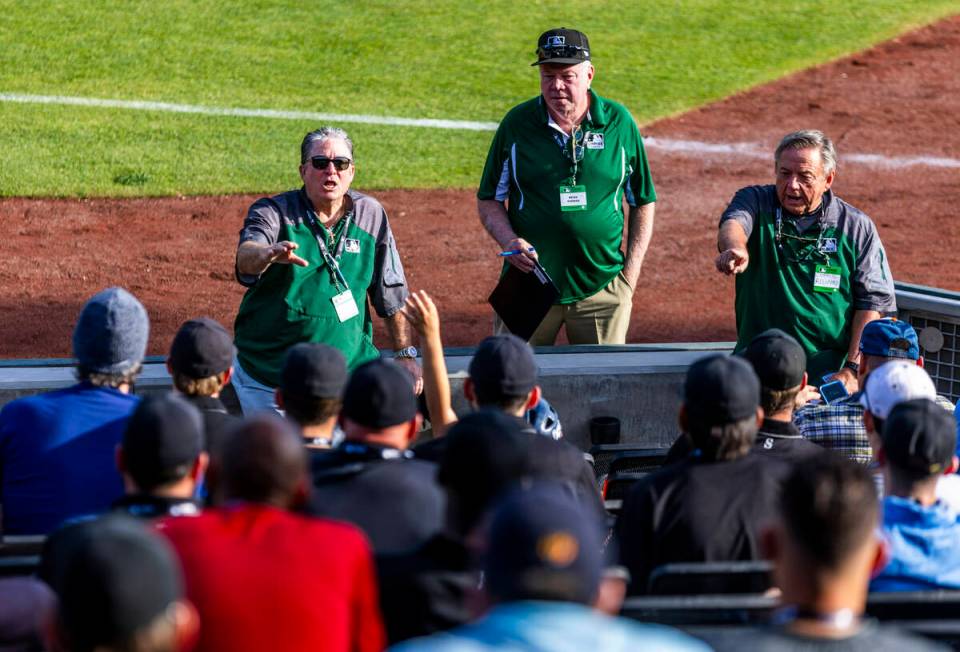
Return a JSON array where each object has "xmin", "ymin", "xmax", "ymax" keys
[{"xmin": 310, "ymin": 156, "xmax": 352, "ymax": 171}]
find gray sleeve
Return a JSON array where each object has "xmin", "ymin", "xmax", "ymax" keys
[
  {"xmin": 369, "ymin": 206, "xmax": 409, "ymax": 318},
  {"xmin": 234, "ymin": 198, "xmax": 282, "ymax": 287},
  {"xmin": 850, "ymin": 215, "xmax": 897, "ymax": 313},
  {"xmin": 718, "ymin": 186, "xmax": 763, "ymax": 240}
]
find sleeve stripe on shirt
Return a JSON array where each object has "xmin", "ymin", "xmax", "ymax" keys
[
  {"xmin": 510, "ymin": 143, "xmax": 525, "ymax": 210},
  {"xmin": 495, "ymin": 159, "xmax": 510, "ymax": 201},
  {"xmin": 619, "ymin": 146, "xmax": 636, "ymax": 207}
]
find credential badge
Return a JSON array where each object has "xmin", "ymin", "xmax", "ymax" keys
[{"xmin": 344, "ymin": 238, "xmax": 360, "ymax": 253}]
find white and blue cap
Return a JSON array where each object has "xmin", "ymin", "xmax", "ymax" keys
[{"xmin": 73, "ymin": 287, "xmax": 149, "ymax": 375}]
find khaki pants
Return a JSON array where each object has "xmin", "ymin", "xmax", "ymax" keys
[{"xmin": 494, "ymin": 271, "xmax": 634, "ymax": 345}]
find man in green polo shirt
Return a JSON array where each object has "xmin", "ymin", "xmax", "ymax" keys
[
  {"xmin": 478, "ymin": 27, "xmax": 657, "ymax": 345},
  {"xmin": 715, "ymin": 129, "xmax": 896, "ymax": 391},
  {"xmin": 232, "ymin": 126, "xmax": 420, "ymax": 415}
]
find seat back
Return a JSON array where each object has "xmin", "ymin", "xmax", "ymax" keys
[
  {"xmin": 608, "ymin": 449, "xmax": 670, "ymax": 476},
  {"xmin": 648, "ymin": 561, "xmax": 774, "ymax": 595}
]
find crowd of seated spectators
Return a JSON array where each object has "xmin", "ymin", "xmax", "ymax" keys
[{"xmin": 1, "ymin": 286, "xmax": 959, "ymax": 651}]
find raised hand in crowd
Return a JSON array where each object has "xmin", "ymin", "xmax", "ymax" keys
[{"xmin": 401, "ymin": 290, "xmax": 457, "ymax": 436}]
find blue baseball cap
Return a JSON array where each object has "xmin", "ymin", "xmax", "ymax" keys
[{"xmin": 859, "ymin": 318, "xmax": 919, "ymax": 360}]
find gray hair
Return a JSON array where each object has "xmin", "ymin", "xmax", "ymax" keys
[
  {"xmin": 300, "ymin": 127, "xmax": 354, "ymax": 165},
  {"xmin": 775, "ymin": 129, "xmax": 837, "ymax": 176}
]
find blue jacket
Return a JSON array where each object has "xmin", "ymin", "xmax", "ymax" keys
[
  {"xmin": 871, "ymin": 495, "xmax": 960, "ymax": 592},
  {"xmin": 389, "ymin": 601, "xmax": 710, "ymax": 652},
  {"xmin": 0, "ymin": 383, "xmax": 138, "ymax": 534}
]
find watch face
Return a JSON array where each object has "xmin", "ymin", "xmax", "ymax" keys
[{"xmin": 395, "ymin": 347, "xmax": 418, "ymax": 358}]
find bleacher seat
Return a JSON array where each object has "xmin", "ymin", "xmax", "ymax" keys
[
  {"xmin": 620, "ymin": 594, "xmax": 778, "ymax": 626},
  {"xmin": 607, "ymin": 449, "xmax": 670, "ymax": 476},
  {"xmin": 647, "ymin": 561, "xmax": 774, "ymax": 595},
  {"xmin": 589, "ymin": 444, "xmax": 667, "ymax": 481}
]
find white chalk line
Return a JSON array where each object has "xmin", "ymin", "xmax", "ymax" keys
[{"xmin": 2, "ymin": 92, "xmax": 958, "ymax": 170}]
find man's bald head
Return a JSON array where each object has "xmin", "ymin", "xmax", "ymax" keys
[{"xmin": 222, "ymin": 415, "xmax": 308, "ymax": 508}]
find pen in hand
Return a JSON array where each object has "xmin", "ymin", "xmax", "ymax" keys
[{"xmin": 498, "ymin": 247, "xmax": 536, "ymax": 257}]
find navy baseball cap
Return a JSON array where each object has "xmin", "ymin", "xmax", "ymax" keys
[
  {"xmin": 741, "ymin": 328, "xmax": 806, "ymax": 390},
  {"xmin": 532, "ymin": 28, "xmax": 591, "ymax": 66},
  {"xmin": 859, "ymin": 318, "xmax": 920, "ymax": 360},
  {"xmin": 281, "ymin": 342, "xmax": 347, "ymax": 399},
  {"xmin": 341, "ymin": 359, "xmax": 417, "ymax": 428},
  {"xmin": 168, "ymin": 317, "xmax": 235, "ymax": 378},
  {"xmin": 883, "ymin": 398, "xmax": 956, "ymax": 475},
  {"xmin": 484, "ymin": 485, "xmax": 604, "ymax": 605},
  {"xmin": 684, "ymin": 354, "xmax": 761, "ymax": 426},
  {"xmin": 469, "ymin": 335, "xmax": 538, "ymax": 398}
]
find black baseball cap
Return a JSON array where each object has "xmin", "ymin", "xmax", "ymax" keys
[
  {"xmin": 168, "ymin": 317, "xmax": 235, "ymax": 378},
  {"xmin": 485, "ymin": 485, "xmax": 604, "ymax": 604},
  {"xmin": 122, "ymin": 393, "xmax": 204, "ymax": 489},
  {"xmin": 341, "ymin": 359, "xmax": 417, "ymax": 428},
  {"xmin": 684, "ymin": 354, "xmax": 761, "ymax": 426},
  {"xmin": 882, "ymin": 398, "xmax": 956, "ymax": 475},
  {"xmin": 532, "ymin": 28, "xmax": 591, "ymax": 66},
  {"xmin": 469, "ymin": 334, "xmax": 538, "ymax": 398},
  {"xmin": 39, "ymin": 515, "xmax": 182, "ymax": 651},
  {"xmin": 741, "ymin": 328, "xmax": 806, "ymax": 390},
  {"xmin": 280, "ymin": 342, "xmax": 347, "ymax": 399}
]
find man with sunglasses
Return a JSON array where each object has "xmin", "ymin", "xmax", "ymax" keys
[
  {"xmin": 232, "ymin": 126, "xmax": 419, "ymax": 415},
  {"xmin": 478, "ymin": 28, "xmax": 656, "ymax": 345},
  {"xmin": 715, "ymin": 130, "xmax": 896, "ymax": 390}
]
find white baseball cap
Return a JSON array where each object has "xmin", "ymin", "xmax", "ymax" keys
[{"xmin": 860, "ymin": 360, "xmax": 937, "ymax": 419}]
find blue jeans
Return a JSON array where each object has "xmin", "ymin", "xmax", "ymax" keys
[{"xmin": 231, "ymin": 355, "xmax": 281, "ymax": 416}]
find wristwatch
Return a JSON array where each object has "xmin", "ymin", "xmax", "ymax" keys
[
  {"xmin": 843, "ymin": 359, "xmax": 860, "ymax": 374},
  {"xmin": 394, "ymin": 346, "xmax": 419, "ymax": 359}
]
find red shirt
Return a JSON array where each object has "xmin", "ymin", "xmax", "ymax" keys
[{"xmin": 157, "ymin": 504, "xmax": 385, "ymax": 652}]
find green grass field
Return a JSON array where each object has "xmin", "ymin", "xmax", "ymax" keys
[{"xmin": 1, "ymin": 0, "xmax": 957, "ymax": 197}]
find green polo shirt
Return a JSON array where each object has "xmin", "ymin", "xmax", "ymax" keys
[
  {"xmin": 722, "ymin": 186, "xmax": 896, "ymax": 379},
  {"xmin": 234, "ymin": 188, "xmax": 409, "ymax": 387},
  {"xmin": 478, "ymin": 90, "xmax": 656, "ymax": 303}
]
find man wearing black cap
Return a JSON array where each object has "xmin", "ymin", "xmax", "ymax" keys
[
  {"xmin": 477, "ymin": 28, "xmax": 656, "ymax": 345},
  {"xmin": 870, "ymin": 399, "xmax": 960, "ymax": 591},
  {"xmin": 309, "ymin": 359, "xmax": 445, "ymax": 554},
  {"xmin": 168, "ymin": 318, "xmax": 238, "ymax": 453},
  {"xmin": 0, "ymin": 287, "xmax": 148, "ymax": 535},
  {"xmin": 741, "ymin": 329, "xmax": 824, "ymax": 462},
  {"xmin": 392, "ymin": 486, "xmax": 709, "ymax": 652},
  {"xmin": 378, "ymin": 410, "xmax": 531, "ymax": 645},
  {"xmin": 40, "ymin": 515, "xmax": 198, "ymax": 652},
  {"xmin": 412, "ymin": 333, "xmax": 601, "ymax": 513},
  {"xmin": 616, "ymin": 354, "xmax": 791, "ymax": 594},
  {"xmin": 113, "ymin": 394, "xmax": 207, "ymax": 519},
  {"xmin": 275, "ymin": 342, "xmax": 347, "ymax": 449}
]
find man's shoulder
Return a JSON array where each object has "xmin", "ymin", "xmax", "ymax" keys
[
  {"xmin": 1, "ymin": 384, "xmax": 135, "ymax": 424},
  {"xmin": 702, "ymin": 621, "xmax": 947, "ymax": 652},
  {"xmin": 311, "ymin": 445, "xmax": 438, "ymax": 486}
]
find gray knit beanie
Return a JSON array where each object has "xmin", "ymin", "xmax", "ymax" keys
[{"xmin": 73, "ymin": 287, "xmax": 149, "ymax": 375}]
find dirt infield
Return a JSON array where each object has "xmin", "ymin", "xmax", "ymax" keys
[{"xmin": 1, "ymin": 15, "xmax": 958, "ymax": 359}]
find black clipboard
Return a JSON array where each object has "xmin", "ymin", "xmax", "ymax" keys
[{"xmin": 488, "ymin": 260, "xmax": 560, "ymax": 341}]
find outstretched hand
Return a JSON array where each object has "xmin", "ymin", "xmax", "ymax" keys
[
  {"xmin": 267, "ymin": 241, "xmax": 309, "ymax": 267},
  {"xmin": 715, "ymin": 247, "xmax": 749, "ymax": 275}
]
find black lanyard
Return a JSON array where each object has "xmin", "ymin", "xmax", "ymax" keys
[
  {"xmin": 774, "ymin": 207, "xmax": 830, "ymax": 265},
  {"xmin": 305, "ymin": 210, "xmax": 353, "ymax": 290}
]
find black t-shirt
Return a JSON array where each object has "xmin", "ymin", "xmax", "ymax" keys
[
  {"xmin": 376, "ymin": 532, "xmax": 478, "ymax": 645},
  {"xmin": 616, "ymin": 451, "xmax": 790, "ymax": 594},
  {"xmin": 700, "ymin": 620, "xmax": 949, "ymax": 651},
  {"xmin": 308, "ymin": 442, "xmax": 445, "ymax": 555},
  {"xmin": 754, "ymin": 419, "xmax": 825, "ymax": 464},
  {"xmin": 182, "ymin": 394, "xmax": 238, "ymax": 458},
  {"xmin": 412, "ymin": 426, "xmax": 602, "ymax": 515}
]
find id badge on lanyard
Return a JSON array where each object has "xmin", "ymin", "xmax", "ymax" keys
[
  {"xmin": 307, "ymin": 211, "xmax": 359, "ymax": 322},
  {"xmin": 558, "ymin": 126, "xmax": 588, "ymax": 212}
]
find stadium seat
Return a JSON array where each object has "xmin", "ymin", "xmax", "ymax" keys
[
  {"xmin": 608, "ymin": 449, "xmax": 670, "ymax": 476},
  {"xmin": 620, "ymin": 593, "xmax": 778, "ymax": 626},
  {"xmin": 589, "ymin": 444, "xmax": 668, "ymax": 481},
  {"xmin": 647, "ymin": 561, "xmax": 774, "ymax": 595},
  {"xmin": 866, "ymin": 591, "xmax": 960, "ymax": 620}
]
